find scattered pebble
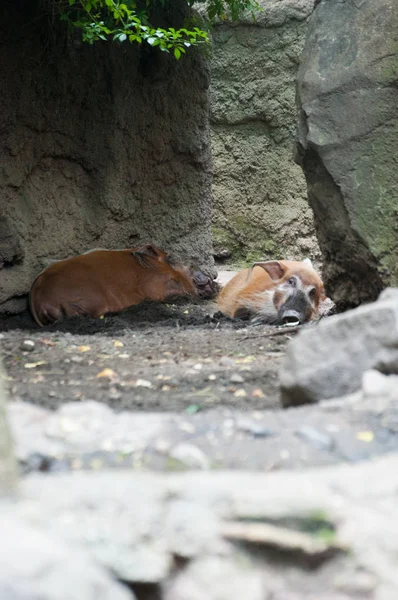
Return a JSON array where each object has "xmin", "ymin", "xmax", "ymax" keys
[
  {"xmin": 237, "ymin": 419, "xmax": 275, "ymax": 438},
  {"xmin": 96, "ymin": 368, "xmax": 117, "ymax": 379},
  {"xmin": 234, "ymin": 389, "xmax": 247, "ymax": 398},
  {"xmin": 230, "ymin": 373, "xmax": 244, "ymax": 384},
  {"xmin": 70, "ymin": 355, "xmax": 84, "ymax": 364},
  {"xmin": 108, "ymin": 387, "xmax": 122, "ymax": 401},
  {"xmin": 155, "ymin": 439, "xmax": 171, "ymax": 454},
  {"xmin": 24, "ymin": 361, "xmax": 47, "ymax": 369},
  {"xmin": 21, "ymin": 340, "xmax": 35, "ymax": 352},
  {"xmin": 135, "ymin": 378, "xmax": 152, "ymax": 388},
  {"xmin": 356, "ymin": 430, "xmax": 374, "ymax": 442},
  {"xmin": 179, "ymin": 422, "xmax": 196, "ymax": 434},
  {"xmin": 169, "ymin": 443, "xmax": 210, "ymax": 470},
  {"xmin": 220, "ymin": 357, "xmax": 236, "ymax": 367},
  {"xmin": 295, "ymin": 426, "xmax": 333, "ymax": 451}
]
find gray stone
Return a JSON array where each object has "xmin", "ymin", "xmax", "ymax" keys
[
  {"xmin": 0, "ymin": 358, "xmax": 17, "ymax": 496},
  {"xmin": 0, "ymin": 1, "xmax": 214, "ymax": 314},
  {"xmin": 236, "ymin": 418, "xmax": 275, "ymax": 438},
  {"xmin": 210, "ymin": 0, "xmax": 320, "ymax": 264},
  {"xmin": 0, "ymin": 514, "xmax": 134, "ymax": 600},
  {"xmin": 229, "ymin": 373, "xmax": 244, "ymax": 384},
  {"xmin": 362, "ymin": 369, "xmax": 398, "ymax": 400},
  {"xmin": 14, "ymin": 472, "xmax": 171, "ymax": 584},
  {"xmin": 20, "ymin": 340, "xmax": 35, "ymax": 352},
  {"xmin": 164, "ymin": 500, "xmax": 220, "ymax": 559},
  {"xmin": 163, "ymin": 554, "xmax": 264, "ymax": 600},
  {"xmin": 296, "ymin": 0, "xmax": 398, "ymax": 309},
  {"xmin": 9, "ymin": 401, "xmax": 170, "ymax": 463},
  {"xmin": 295, "ymin": 425, "xmax": 333, "ymax": 451},
  {"xmin": 280, "ymin": 294, "xmax": 398, "ymax": 406}
]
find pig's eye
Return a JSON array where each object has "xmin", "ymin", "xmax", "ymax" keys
[{"xmin": 288, "ymin": 277, "xmax": 296, "ymax": 287}]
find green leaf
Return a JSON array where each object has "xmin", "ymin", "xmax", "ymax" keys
[
  {"xmin": 174, "ymin": 47, "xmax": 181, "ymax": 59},
  {"xmin": 119, "ymin": 33, "xmax": 127, "ymax": 41}
]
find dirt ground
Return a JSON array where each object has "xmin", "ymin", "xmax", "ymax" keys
[
  {"xmin": 3, "ymin": 295, "xmax": 398, "ymax": 474},
  {"xmin": 0, "ymin": 298, "xmax": 289, "ymax": 413}
]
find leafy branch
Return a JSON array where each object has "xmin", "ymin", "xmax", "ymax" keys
[{"xmin": 58, "ymin": 0, "xmax": 261, "ymax": 58}]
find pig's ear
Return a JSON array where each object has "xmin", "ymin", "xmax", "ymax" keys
[
  {"xmin": 253, "ymin": 260, "xmax": 285, "ymax": 281},
  {"xmin": 132, "ymin": 244, "xmax": 162, "ymax": 267},
  {"xmin": 302, "ymin": 258, "xmax": 314, "ymax": 269},
  {"xmin": 135, "ymin": 244, "xmax": 161, "ymax": 258}
]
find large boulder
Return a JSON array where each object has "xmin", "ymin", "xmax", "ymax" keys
[
  {"xmin": 210, "ymin": 0, "xmax": 320, "ymax": 264},
  {"xmin": 296, "ymin": 0, "xmax": 398, "ymax": 309},
  {"xmin": 6, "ymin": 455, "xmax": 398, "ymax": 597},
  {"xmin": 0, "ymin": 1, "xmax": 214, "ymax": 314},
  {"xmin": 280, "ymin": 289, "xmax": 398, "ymax": 406}
]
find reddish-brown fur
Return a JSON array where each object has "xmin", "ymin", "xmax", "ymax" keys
[
  {"xmin": 29, "ymin": 244, "xmax": 197, "ymax": 326},
  {"xmin": 217, "ymin": 260, "xmax": 325, "ymax": 321}
]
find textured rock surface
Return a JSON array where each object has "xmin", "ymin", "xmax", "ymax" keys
[
  {"xmin": 0, "ymin": 514, "xmax": 134, "ymax": 600},
  {"xmin": 0, "ymin": 1, "xmax": 214, "ymax": 314},
  {"xmin": 5, "ymin": 454, "xmax": 398, "ymax": 597},
  {"xmin": 0, "ymin": 356, "xmax": 17, "ymax": 496},
  {"xmin": 210, "ymin": 0, "xmax": 320, "ymax": 264},
  {"xmin": 296, "ymin": 0, "xmax": 398, "ymax": 308},
  {"xmin": 280, "ymin": 289, "xmax": 398, "ymax": 406}
]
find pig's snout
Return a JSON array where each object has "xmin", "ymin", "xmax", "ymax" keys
[{"xmin": 277, "ymin": 290, "xmax": 311, "ymax": 325}]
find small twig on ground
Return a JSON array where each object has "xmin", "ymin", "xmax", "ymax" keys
[{"xmin": 240, "ymin": 326, "xmax": 302, "ymax": 341}]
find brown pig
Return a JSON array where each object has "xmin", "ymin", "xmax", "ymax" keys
[
  {"xmin": 29, "ymin": 244, "xmax": 198, "ymax": 326},
  {"xmin": 217, "ymin": 259, "xmax": 325, "ymax": 325}
]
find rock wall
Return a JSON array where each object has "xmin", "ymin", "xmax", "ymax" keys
[
  {"xmin": 0, "ymin": 1, "xmax": 214, "ymax": 314},
  {"xmin": 296, "ymin": 0, "xmax": 398, "ymax": 309},
  {"xmin": 210, "ymin": 0, "xmax": 320, "ymax": 265}
]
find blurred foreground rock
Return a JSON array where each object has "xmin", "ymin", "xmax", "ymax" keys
[
  {"xmin": 0, "ymin": 515, "xmax": 134, "ymax": 600},
  {"xmin": 0, "ymin": 357, "xmax": 17, "ymax": 495},
  {"xmin": 1, "ymin": 455, "xmax": 398, "ymax": 598},
  {"xmin": 9, "ymin": 368, "xmax": 398, "ymax": 473}
]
